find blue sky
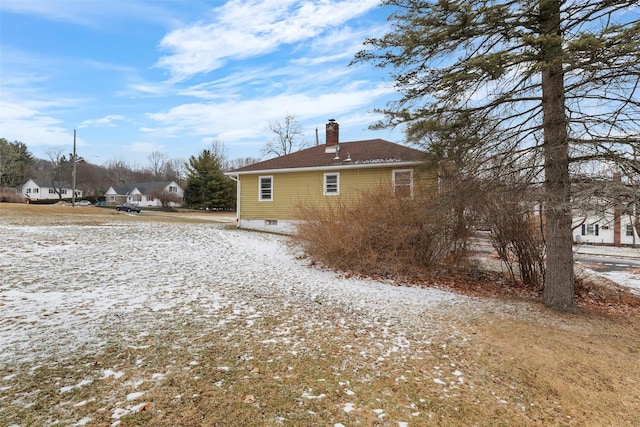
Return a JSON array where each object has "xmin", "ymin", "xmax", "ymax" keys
[{"xmin": 0, "ymin": 0, "xmax": 402, "ymax": 167}]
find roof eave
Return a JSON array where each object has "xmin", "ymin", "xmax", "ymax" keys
[{"xmin": 225, "ymin": 160, "xmax": 423, "ymax": 176}]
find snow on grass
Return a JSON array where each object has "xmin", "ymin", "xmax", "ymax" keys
[
  {"xmin": 3, "ymin": 216, "xmax": 634, "ymax": 425},
  {"xmin": 600, "ymin": 271, "xmax": 640, "ymax": 295},
  {"xmin": 0, "ymin": 220, "xmax": 481, "ymax": 366}
]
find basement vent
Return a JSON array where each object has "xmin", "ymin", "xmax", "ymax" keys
[{"xmin": 265, "ymin": 219, "xmax": 278, "ymax": 226}]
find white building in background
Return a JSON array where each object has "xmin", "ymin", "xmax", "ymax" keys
[
  {"xmin": 104, "ymin": 181, "xmax": 184, "ymax": 208},
  {"xmin": 573, "ymin": 202, "xmax": 639, "ymax": 246},
  {"xmin": 20, "ymin": 179, "xmax": 82, "ymax": 201}
]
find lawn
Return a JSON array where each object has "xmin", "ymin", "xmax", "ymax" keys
[{"xmin": 1, "ymin": 203, "xmax": 638, "ymax": 426}]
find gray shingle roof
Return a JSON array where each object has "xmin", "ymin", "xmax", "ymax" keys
[
  {"xmin": 30, "ymin": 179, "xmax": 74, "ymax": 188},
  {"xmin": 111, "ymin": 181, "xmax": 175, "ymax": 195}
]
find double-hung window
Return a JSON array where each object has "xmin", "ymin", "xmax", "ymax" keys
[
  {"xmin": 581, "ymin": 223, "xmax": 599, "ymax": 236},
  {"xmin": 324, "ymin": 173, "xmax": 339, "ymax": 195},
  {"xmin": 393, "ymin": 169, "xmax": 413, "ymax": 198},
  {"xmin": 259, "ymin": 176, "xmax": 273, "ymax": 201},
  {"xmin": 626, "ymin": 224, "xmax": 634, "ymax": 237}
]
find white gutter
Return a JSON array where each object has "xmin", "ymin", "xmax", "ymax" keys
[{"xmin": 223, "ymin": 160, "xmax": 422, "ymax": 176}]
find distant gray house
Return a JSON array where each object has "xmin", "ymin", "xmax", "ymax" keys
[
  {"xmin": 104, "ymin": 181, "xmax": 184, "ymax": 207},
  {"xmin": 20, "ymin": 179, "xmax": 82, "ymax": 201}
]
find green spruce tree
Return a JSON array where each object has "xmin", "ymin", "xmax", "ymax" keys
[
  {"xmin": 185, "ymin": 149, "xmax": 235, "ymax": 210},
  {"xmin": 354, "ymin": 0, "xmax": 640, "ymax": 311}
]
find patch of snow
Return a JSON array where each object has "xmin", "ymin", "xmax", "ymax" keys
[
  {"xmin": 60, "ymin": 379, "xmax": 92, "ymax": 393},
  {"xmin": 600, "ymin": 271, "xmax": 640, "ymax": 295},
  {"xmin": 301, "ymin": 391, "xmax": 326, "ymax": 399},
  {"xmin": 103, "ymin": 369, "xmax": 124, "ymax": 380},
  {"xmin": 126, "ymin": 391, "xmax": 145, "ymax": 401}
]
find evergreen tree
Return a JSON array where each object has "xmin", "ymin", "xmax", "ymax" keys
[
  {"xmin": 354, "ymin": 0, "xmax": 640, "ymax": 311},
  {"xmin": 0, "ymin": 138, "xmax": 34, "ymax": 187},
  {"xmin": 185, "ymin": 149, "xmax": 235, "ymax": 209}
]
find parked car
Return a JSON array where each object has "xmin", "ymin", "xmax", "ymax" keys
[
  {"xmin": 115, "ymin": 203, "xmax": 140, "ymax": 213},
  {"xmin": 76, "ymin": 200, "xmax": 92, "ymax": 206}
]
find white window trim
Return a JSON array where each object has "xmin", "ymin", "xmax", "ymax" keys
[
  {"xmin": 392, "ymin": 169, "xmax": 414, "ymax": 198},
  {"xmin": 323, "ymin": 173, "xmax": 340, "ymax": 196},
  {"xmin": 259, "ymin": 175, "xmax": 273, "ymax": 201}
]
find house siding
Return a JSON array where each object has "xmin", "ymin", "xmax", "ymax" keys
[
  {"xmin": 239, "ymin": 166, "xmax": 417, "ymax": 221},
  {"xmin": 573, "ymin": 214, "xmax": 639, "ymax": 246}
]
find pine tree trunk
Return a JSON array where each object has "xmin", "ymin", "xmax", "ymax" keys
[{"xmin": 540, "ymin": 0, "xmax": 576, "ymax": 311}]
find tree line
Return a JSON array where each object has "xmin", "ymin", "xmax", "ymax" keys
[{"xmin": 0, "ymin": 137, "xmax": 260, "ymax": 209}]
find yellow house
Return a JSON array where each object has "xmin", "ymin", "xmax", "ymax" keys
[{"xmin": 225, "ymin": 119, "xmax": 426, "ymax": 233}]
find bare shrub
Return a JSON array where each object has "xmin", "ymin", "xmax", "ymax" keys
[
  {"xmin": 291, "ymin": 186, "xmax": 468, "ymax": 277},
  {"xmin": 483, "ymin": 196, "xmax": 546, "ymax": 289},
  {"xmin": 0, "ymin": 187, "xmax": 26, "ymax": 203}
]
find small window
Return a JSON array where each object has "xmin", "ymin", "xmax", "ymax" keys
[
  {"xmin": 265, "ymin": 219, "xmax": 278, "ymax": 226},
  {"xmin": 49, "ymin": 188, "xmax": 55, "ymax": 194},
  {"xmin": 324, "ymin": 173, "xmax": 339, "ymax": 195},
  {"xmin": 627, "ymin": 225, "xmax": 635, "ymax": 237},
  {"xmin": 27, "ymin": 188, "xmax": 31, "ymax": 194},
  {"xmin": 393, "ymin": 169, "xmax": 413, "ymax": 198},
  {"xmin": 259, "ymin": 176, "xmax": 273, "ymax": 201},
  {"xmin": 583, "ymin": 224, "xmax": 599, "ymax": 236}
]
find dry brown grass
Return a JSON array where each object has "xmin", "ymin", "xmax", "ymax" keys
[
  {"xmin": 3, "ymin": 310, "xmax": 638, "ymax": 426},
  {"xmin": 1, "ymin": 202, "xmax": 639, "ymax": 426}
]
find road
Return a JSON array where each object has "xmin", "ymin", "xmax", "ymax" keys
[{"xmin": 574, "ymin": 253, "xmax": 640, "ymax": 272}]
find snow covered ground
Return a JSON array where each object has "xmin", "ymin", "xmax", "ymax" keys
[
  {"xmin": 1, "ymin": 218, "xmax": 637, "ymax": 366},
  {"xmin": 0, "ymin": 219, "xmax": 475, "ymax": 367},
  {"xmin": 1, "ymin": 215, "xmax": 637, "ymax": 425}
]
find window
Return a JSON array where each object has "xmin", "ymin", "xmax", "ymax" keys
[
  {"xmin": 393, "ymin": 169, "xmax": 413, "ymax": 198},
  {"xmin": 259, "ymin": 176, "xmax": 273, "ymax": 201},
  {"xmin": 27, "ymin": 188, "xmax": 31, "ymax": 194},
  {"xmin": 169, "ymin": 186, "xmax": 177, "ymax": 192},
  {"xmin": 132, "ymin": 195, "xmax": 142, "ymax": 202},
  {"xmin": 61, "ymin": 189, "xmax": 67, "ymax": 195},
  {"xmin": 265, "ymin": 219, "xmax": 278, "ymax": 226},
  {"xmin": 34, "ymin": 188, "xmax": 39, "ymax": 193},
  {"xmin": 627, "ymin": 225, "xmax": 635, "ymax": 237},
  {"xmin": 324, "ymin": 173, "xmax": 339, "ymax": 195},
  {"xmin": 581, "ymin": 223, "xmax": 599, "ymax": 236},
  {"xmin": 49, "ymin": 188, "xmax": 55, "ymax": 194}
]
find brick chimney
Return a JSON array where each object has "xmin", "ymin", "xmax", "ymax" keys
[
  {"xmin": 613, "ymin": 172, "xmax": 622, "ymax": 246},
  {"xmin": 326, "ymin": 119, "xmax": 339, "ymax": 147}
]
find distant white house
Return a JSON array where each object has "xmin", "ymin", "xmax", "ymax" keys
[
  {"xmin": 105, "ymin": 181, "xmax": 184, "ymax": 207},
  {"xmin": 573, "ymin": 202, "xmax": 639, "ymax": 246},
  {"xmin": 20, "ymin": 179, "xmax": 82, "ymax": 201}
]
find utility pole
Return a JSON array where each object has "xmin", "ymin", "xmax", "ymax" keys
[{"xmin": 72, "ymin": 129, "xmax": 77, "ymax": 207}]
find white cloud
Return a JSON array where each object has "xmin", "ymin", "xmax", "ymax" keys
[
  {"xmin": 78, "ymin": 115, "xmax": 125, "ymax": 128},
  {"xmin": 0, "ymin": 0, "xmax": 184, "ymax": 28},
  {"xmin": 156, "ymin": 0, "xmax": 379, "ymax": 80},
  {"xmin": 0, "ymin": 97, "xmax": 75, "ymax": 150},
  {"xmin": 146, "ymin": 82, "xmax": 392, "ymax": 142},
  {"xmin": 126, "ymin": 141, "xmax": 162, "ymax": 154}
]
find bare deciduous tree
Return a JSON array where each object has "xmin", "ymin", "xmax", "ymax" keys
[{"xmin": 262, "ymin": 114, "xmax": 305, "ymax": 157}]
